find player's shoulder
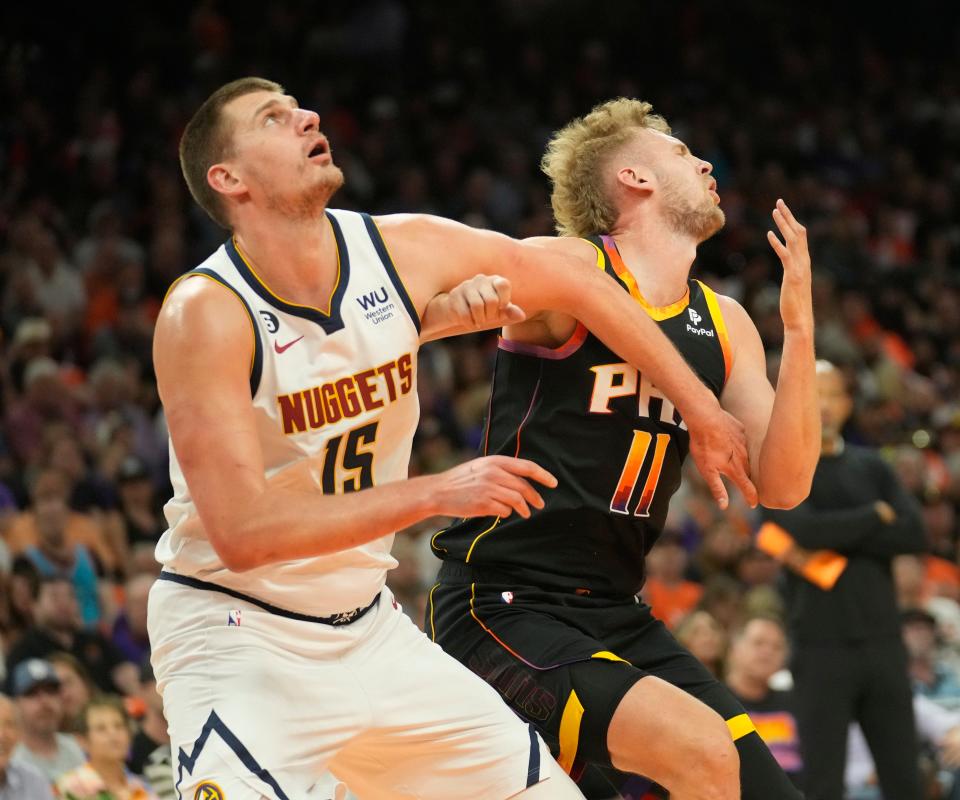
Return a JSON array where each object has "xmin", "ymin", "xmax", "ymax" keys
[{"xmin": 522, "ymin": 234, "xmax": 603, "ymax": 263}]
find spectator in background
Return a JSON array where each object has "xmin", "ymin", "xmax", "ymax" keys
[
  {"xmin": 9, "ymin": 659, "xmax": 85, "ymax": 784},
  {"xmin": 674, "ymin": 609, "xmax": 728, "ymax": 679},
  {"xmin": 114, "ymin": 457, "xmax": 165, "ymax": 551},
  {"xmin": 0, "ymin": 557, "xmax": 40, "ymax": 663},
  {"xmin": 3, "ymin": 359, "xmax": 81, "ymax": 468},
  {"xmin": 56, "ymin": 696, "xmax": 158, "ymax": 800},
  {"xmin": 6, "ymin": 576, "xmax": 137, "ymax": 696},
  {"xmin": 127, "ymin": 663, "xmax": 173, "ymax": 799},
  {"xmin": 903, "ymin": 607, "xmax": 960, "ymax": 711},
  {"xmin": 10, "ymin": 471, "xmax": 105, "ymax": 627},
  {"xmin": 724, "ymin": 617, "xmax": 803, "ymax": 788},
  {"xmin": 0, "ymin": 689, "xmax": 54, "ymax": 800},
  {"xmin": 7, "ymin": 467, "xmax": 119, "ymax": 581},
  {"xmin": 111, "ymin": 574, "xmax": 153, "ymax": 666},
  {"xmin": 763, "ymin": 361, "xmax": 926, "ymax": 799},
  {"xmin": 642, "ymin": 530, "xmax": 703, "ymax": 629},
  {"xmin": 48, "ymin": 652, "xmax": 96, "ymax": 739}
]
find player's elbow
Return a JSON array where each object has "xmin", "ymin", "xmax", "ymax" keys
[
  {"xmin": 208, "ymin": 523, "xmax": 266, "ymax": 573},
  {"xmin": 757, "ymin": 475, "xmax": 813, "ymax": 511}
]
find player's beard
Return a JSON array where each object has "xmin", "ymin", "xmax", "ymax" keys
[
  {"xmin": 260, "ymin": 165, "xmax": 345, "ymax": 221},
  {"xmin": 657, "ymin": 173, "xmax": 725, "ymax": 243}
]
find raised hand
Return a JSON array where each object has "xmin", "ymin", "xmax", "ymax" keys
[
  {"xmin": 429, "ymin": 455, "xmax": 558, "ymax": 519},
  {"xmin": 767, "ymin": 199, "xmax": 813, "ymax": 335},
  {"xmin": 686, "ymin": 402, "xmax": 758, "ymax": 510},
  {"xmin": 420, "ymin": 274, "xmax": 526, "ymax": 341}
]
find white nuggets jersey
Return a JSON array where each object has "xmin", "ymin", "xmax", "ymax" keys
[{"xmin": 157, "ymin": 209, "xmax": 421, "ymax": 616}]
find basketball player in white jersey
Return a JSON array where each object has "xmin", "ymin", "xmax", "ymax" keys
[{"xmin": 149, "ymin": 77, "xmax": 758, "ymax": 800}]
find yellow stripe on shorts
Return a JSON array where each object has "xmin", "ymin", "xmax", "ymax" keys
[{"xmin": 557, "ymin": 690, "xmax": 585, "ymax": 774}]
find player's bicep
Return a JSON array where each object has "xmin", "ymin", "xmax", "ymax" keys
[
  {"xmin": 718, "ymin": 297, "xmax": 774, "ymax": 473},
  {"xmin": 154, "ymin": 279, "xmax": 265, "ymax": 554}
]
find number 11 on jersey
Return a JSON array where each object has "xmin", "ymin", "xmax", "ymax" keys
[{"xmin": 610, "ymin": 430, "xmax": 670, "ymax": 516}]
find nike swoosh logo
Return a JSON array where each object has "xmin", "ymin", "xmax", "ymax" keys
[{"xmin": 274, "ymin": 335, "xmax": 304, "ymax": 354}]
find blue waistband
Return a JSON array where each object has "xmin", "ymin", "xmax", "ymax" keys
[{"xmin": 157, "ymin": 571, "xmax": 380, "ymax": 626}]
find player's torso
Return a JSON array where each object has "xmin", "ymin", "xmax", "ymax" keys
[
  {"xmin": 159, "ymin": 209, "xmax": 421, "ymax": 615},
  {"xmin": 432, "ymin": 234, "xmax": 731, "ymax": 597}
]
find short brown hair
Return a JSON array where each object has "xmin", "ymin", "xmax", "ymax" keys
[
  {"xmin": 179, "ymin": 77, "xmax": 284, "ymax": 229},
  {"xmin": 78, "ymin": 694, "xmax": 130, "ymax": 735},
  {"xmin": 541, "ymin": 98, "xmax": 671, "ymax": 238}
]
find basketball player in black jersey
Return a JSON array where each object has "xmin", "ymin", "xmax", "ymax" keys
[{"xmin": 427, "ymin": 100, "xmax": 819, "ymax": 800}]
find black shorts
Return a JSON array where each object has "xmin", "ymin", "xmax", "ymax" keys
[{"xmin": 428, "ymin": 561, "xmax": 748, "ymax": 774}]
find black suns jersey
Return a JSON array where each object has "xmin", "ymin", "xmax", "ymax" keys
[{"xmin": 431, "ymin": 234, "xmax": 733, "ymax": 597}]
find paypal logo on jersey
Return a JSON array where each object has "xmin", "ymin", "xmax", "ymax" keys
[
  {"xmin": 686, "ymin": 306, "xmax": 715, "ymax": 337},
  {"xmin": 356, "ymin": 286, "xmax": 396, "ymax": 325}
]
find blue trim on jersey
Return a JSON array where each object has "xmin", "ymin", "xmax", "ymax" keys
[
  {"xmin": 526, "ymin": 724, "xmax": 541, "ymax": 787},
  {"xmin": 224, "ymin": 210, "xmax": 351, "ymax": 334},
  {"xmin": 175, "ymin": 709, "xmax": 290, "ymax": 799},
  {"xmin": 188, "ymin": 267, "xmax": 264, "ymax": 396},
  {"xmin": 158, "ymin": 571, "xmax": 380, "ymax": 626},
  {"xmin": 360, "ymin": 212, "xmax": 422, "ymax": 333}
]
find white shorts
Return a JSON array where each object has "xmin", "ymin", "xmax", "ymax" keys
[{"xmin": 148, "ymin": 576, "xmax": 550, "ymax": 799}]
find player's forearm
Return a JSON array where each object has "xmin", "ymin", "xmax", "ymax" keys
[
  {"xmin": 213, "ymin": 476, "xmax": 440, "ymax": 571},
  {"xmin": 756, "ymin": 328, "xmax": 819, "ymax": 508}
]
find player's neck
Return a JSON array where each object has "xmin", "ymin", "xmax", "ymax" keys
[
  {"xmin": 232, "ymin": 209, "xmax": 338, "ymax": 307},
  {"xmin": 607, "ymin": 221, "xmax": 695, "ymax": 308}
]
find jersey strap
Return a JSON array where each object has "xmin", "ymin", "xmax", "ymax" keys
[
  {"xmin": 360, "ymin": 213, "xmax": 422, "ymax": 333},
  {"xmin": 694, "ymin": 279, "xmax": 732, "ymax": 384}
]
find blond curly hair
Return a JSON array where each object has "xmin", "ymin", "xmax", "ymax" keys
[{"xmin": 541, "ymin": 98, "xmax": 671, "ymax": 238}]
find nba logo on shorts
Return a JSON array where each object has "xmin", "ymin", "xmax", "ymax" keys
[
  {"xmin": 227, "ymin": 609, "xmax": 242, "ymax": 626},
  {"xmin": 501, "ymin": 591, "xmax": 514, "ymax": 604}
]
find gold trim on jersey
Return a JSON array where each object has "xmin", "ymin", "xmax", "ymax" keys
[
  {"xmin": 600, "ymin": 236, "xmax": 691, "ymax": 320},
  {"xmin": 726, "ymin": 713, "xmax": 757, "ymax": 741},
  {"xmin": 696, "ymin": 280, "xmax": 733, "ymax": 384},
  {"xmin": 464, "ymin": 517, "xmax": 501, "ymax": 563},
  {"xmin": 231, "ymin": 215, "xmax": 342, "ymax": 316},
  {"xmin": 428, "ymin": 582, "xmax": 440, "ymax": 641}
]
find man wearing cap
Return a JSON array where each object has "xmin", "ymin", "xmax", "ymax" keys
[
  {"xmin": 9, "ymin": 659, "xmax": 85, "ymax": 784},
  {"xmin": 903, "ymin": 607, "xmax": 960, "ymax": 710},
  {"xmin": 0, "ymin": 690, "xmax": 54, "ymax": 800}
]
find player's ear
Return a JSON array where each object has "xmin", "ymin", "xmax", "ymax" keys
[
  {"xmin": 615, "ymin": 165, "xmax": 655, "ymax": 197},
  {"xmin": 208, "ymin": 162, "xmax": 246, "ymax": 200}
]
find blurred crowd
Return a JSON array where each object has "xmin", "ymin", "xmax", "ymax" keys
[{"xmin": 1, "ymin": 1, "xmax": 959, "ymax": 797}]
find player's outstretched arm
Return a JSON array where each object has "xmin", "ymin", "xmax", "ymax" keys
[
  {"xmin": 155, "ymin": 278, "xmax": 557, "ymax": 572},
  {"xmin": 378, "ymin": 213, "xmax": 758, "ymax": 510},
  {"xmin": 716, "ymin": 200, "xmax": 818, "ymax": 508}
]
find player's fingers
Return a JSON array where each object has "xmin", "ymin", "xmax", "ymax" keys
[
  {"xmin": 776, "ymin": 198, "xmax": 806, "ymax": 238},
  {"xmin": 493, "ymin": 470, "xmax": 546, "ymax": 510},
  {"xmin": 465, "ymin": 287, "xmax": 489, "ymax": 327},
  {"xmin": 705, "ymin": 469, "xmax": 730, "ymax": 510},
  {"xmin": 494, "ymin": 457, "xmax": 558, "ymax": 488},
  {"xmin": 724, "ymin": 457, "xmax": 759, "ymax": 508},
  {"xmin": 492, "ymin": 487, "xmax": 532, "ymax": 519},
  {"xmin": 492, "ymin": 275, "xmax": 513, "ymax": 306},
  {"xmin": 767, "ymin": 230, "xmax": 788, "ymax": 261},
  {"xmin": 772, "ymin": 208, "xmax": 796, "ymax": 244},
  {"xmin": 476, "ymin": 282, "xmax": 503, "ymax": 322},
  {"xmin": 502, "ymin": 303, "xmax": 526, "ymax": 323}
]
